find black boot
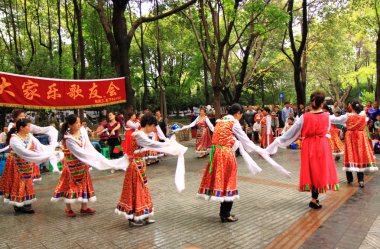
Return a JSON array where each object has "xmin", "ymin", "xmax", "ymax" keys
[{"xmin": 22, "ymin": 204, "xmax": 35, "ymax": 214}]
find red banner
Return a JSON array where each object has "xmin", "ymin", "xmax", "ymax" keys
[{"xmin": 0, "ymin": 72, "xmax": 126, "ymax": 109}]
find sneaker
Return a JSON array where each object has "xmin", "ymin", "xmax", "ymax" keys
[
  {"xmin": 65, "ymin": 209, "xmax": 76, "ymax": 217},
  {"xmin": 80, "ymin": 208, "xmax": 96, "ymax": 214},
  {"xmin": 359, "ymin": 181, "xmax": 365, "ymax": 188}
]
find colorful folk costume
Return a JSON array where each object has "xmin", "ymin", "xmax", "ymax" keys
[
  {"xmin": 197, "ymin": 115, "xmax": 290, "ymax": 221},
  {"xmin": 260, "ymin": 115, "xmax": 274, "ymax": 148},
  {"xmin": 115, "ymin": 131, "xmax": 187, "ymax": 223},
  {"xmin": 6, "ymin": 123, "xmax": 59, "ymax": 180},
  {"xmin": 329, "ymin": 124, "xmax": 344, "ymax": 156},
  {"xmin": 330, "ymin": 113, "xmax": 378, "ymax": 186},
  {"xmin": 123, "ymin": 119, "xmax": 141, "ymax": 155},
  {"xmin": 0, "ymin": 133, "xmax": 60, "ymax": 211},
  {"xmin": 51, "ymin": 127, "xmax": 128, "ymax": 204},
  {"xmin": 267, "ymin": 112, "xmax": 339, "ymax": 205},
  {"xmin": 178, "ymin": 116, "xmax": 214, "ymax": 157}
]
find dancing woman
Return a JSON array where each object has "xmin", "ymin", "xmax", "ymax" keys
[
  {"xmin": 51, "ymin": 114, "xmax": 128, "ymax": 217},
  {"xmin": 116, "ymin": 114, "xmax": 187, "ymax": 226},
  {"xmin": 176, "ymin": 108, "xmax": 214, "ymax": 157},
  {"xmin": 7, "ymin": 109, "xmax": 59, "ymax": 179},
  {"xmin": 0, "ymin": 119, "xmax": 61, "ymax": 214},
  {"xmin": 330, "ymin": 99, "xmax": 378, "ymax": 187},
  {"xmin": 267, "ymin": 91, "xmax": 339, "ymax": 209},
  {"xmin": 197, "ymin": 103, "xmax": 290, "ymax": 222}
]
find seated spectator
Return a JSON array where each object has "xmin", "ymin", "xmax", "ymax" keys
[
  {"xmin": 374, "ymin": 114, "xmax": 380, "ymax": 139},
  {"xmin": 0, "ymin": 127, "xmax": 8, "ymax": 144},
  {"xmin": 82, "ymin": 121, "xmax": 94, "ymax": 139},
  {"xmin": 252, "ymin": 118, "xmax": 261, "ymax": 143},
  {"xmin": 368, "ymin": 119, "xmax": 376, "ymax": 140},
  {"xmin": 96, "ymin": 117, "xmax": 109, "ymax": 148},
  {"xmin": 282, "ymin": 117, "xmax": 294, "ymax": 134}
]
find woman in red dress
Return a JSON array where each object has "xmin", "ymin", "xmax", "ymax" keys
[
  {"xmin": 116, "ymin": 113, "xmax": 188, "ymax": 226},
  {"xmin": 330, "ymin": 99, "xmax": 377, "ymax": 187},
  {"xmin": 267, "ymin": 91, "xmax": 339, "ymax": 209},
  {"xmin": 197, "ymin": 104, "xmax": 290, "ymax": 222},
  {"xmin": 0, "ymin": 119, "xmax": 60, "ymax": 214},
  {"xmin": 123, "ymin": 112, "xmax": 140, "ymax": 154},
  {"xmin": 178, "ymin": 108, "xmax": 214, "ymax": 157},
  {"xmin": 52, "ymin": 114, "xmax": 128, "ymax": 217},
  {"xmin": 260, "ymin": 107, "xmax": 274, "ymax": 148}
]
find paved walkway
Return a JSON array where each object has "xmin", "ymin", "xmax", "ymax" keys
[{"xmin": 0, "ymin": 140, "xmax": 378, "ymax": 249}]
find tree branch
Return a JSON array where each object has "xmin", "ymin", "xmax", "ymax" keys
[{"xmin": 128, "ymin": 0, "xmax": 196, "ymax": 39}]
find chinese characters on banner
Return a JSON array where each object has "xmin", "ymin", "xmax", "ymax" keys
[{"xmin": 0, "ymin": 72, "xmax": 126, "ymax": 108}]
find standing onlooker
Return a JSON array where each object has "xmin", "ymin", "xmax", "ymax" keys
[
  {"xmin": 364, "ymin": 101, "xmax": 372, "ymax": 115},
  {"xmin": 271, "ymin": 111, "xmax": 279, "ymax": 133},
  {"xmin": 155, "ymin": 110, "xmax": 167, "ymax": 138},
  {"xmin": 244, "ymin": 105, "xmax": 256, "ymax": 127},
  {"xmin": 332, "ymin": 102, "xmax": 341, "ymax": 114},
  {"xmin": 281, "ymin": 102, "xmax": 293, "ymax": 125},
  {"xmin": 369, "ymin": 101, "xmax": 380, "ymax": 121},
  {"xmin": 106, "ymin": 112, "xmax": 122, "ymax": 163},
  {"xmin": 275, "ymin": 106, "xmax": 284, "ymax": 128}
]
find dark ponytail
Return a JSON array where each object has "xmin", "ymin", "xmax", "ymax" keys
[
  {"xmin": 310, "ymin": 91, "xmax": 325, "ymax": 110},
  {"xmin": 60, "ymin": 114, "xmax": 78, "ymax": 140},
  {"xmin": 350, "ymin": 98, "xmax": 363, "ymax": 114},
  {"xmin": 6, "ymin": 118, "xmax": 30, "ymax": 145}
]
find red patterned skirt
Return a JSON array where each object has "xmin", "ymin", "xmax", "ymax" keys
[
  {"xmin": 0, "ymin": 155, "xmax": 36, "ymax": 207},
  {"xmin": 300, "ymin": 136, "xmax": 339, "ymax": 193},
  {"xmin": 115, "ymin": 158, "xmax": 153, "ymax": 221},
  {"xmin": 197, "ymin": 146, "xmax": 238, "ymax": 202},
  {"xmin": 196, "ymin": 127, "xmax": 212, "ymax": 152},
  {"xmin": 260, "ymin": 131, "xmax": 274, "ymax": 148},
  {"xmin": 343, "ymin": 130, "xmax": 377, "ymax": 172},
  {"xmin": 51, "ymin": 158, "xmax": 96, "ymax": 203},
  {"xmin": 329, "ymin": 129, "xmax": 344, "ymax": 155}
]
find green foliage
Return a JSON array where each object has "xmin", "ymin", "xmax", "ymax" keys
[{"xmin": 0, "ymin": 0, "xmax": 377, "ymax": 111}]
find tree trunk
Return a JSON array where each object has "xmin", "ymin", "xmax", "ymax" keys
[
  {"xmin": 283, "ymin": 0, "xmax": 308, "ymax": 105},
  {"xmin": 65, "ymin": 0, "xmax": 78, "ymax": 79},
  {"xmin": 155, "ymin": 0, "xmax": 167, "ymax": 120},
  {"xmin": 112, "ymin": 4, "xmax": 135, "ymax": 112},
  {"xmin": 376, "ymin": 30, "xmax": 380, "ymax": 101},
  {"xmin": 294, "ymin": 61, "xmax": 306, "ymax": 105},
  {"xmin": 74, "ymin": 0, "xmax": 85, "ymax": 79},
  {"xmin": 140, "ymin": 1, "xmax": 149, "ymax": 110},
  {"xmin": 213, "ymin": 86, "xmax": 222, "ymax": 118},
  {"xmin": 57, "ymin": 0, "xmax": 63, "ymax": 76}
]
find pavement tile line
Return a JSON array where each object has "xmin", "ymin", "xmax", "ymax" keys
[{"xmin": 265, "ymin": 176, "xmax": 374, "ymax": 249}]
